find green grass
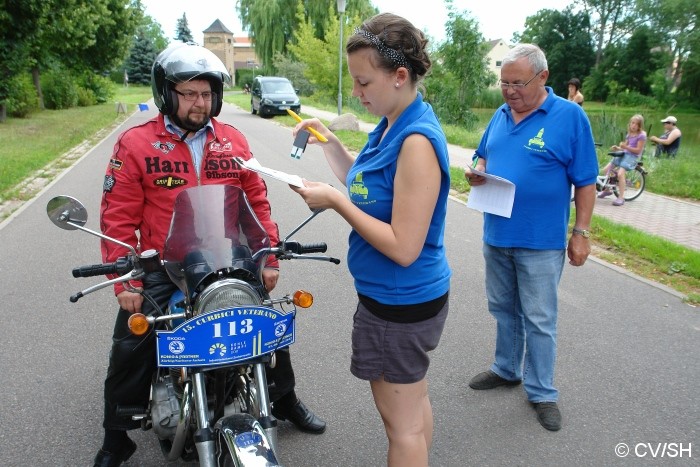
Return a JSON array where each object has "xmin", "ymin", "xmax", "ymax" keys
[{"xmin": 0, "ymin": 85, "xmax": 153, "ymax": 200}]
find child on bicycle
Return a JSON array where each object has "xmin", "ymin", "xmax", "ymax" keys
[{"xmin": 599, "ymin": 114, "xmax": 646, "ymax": 206}]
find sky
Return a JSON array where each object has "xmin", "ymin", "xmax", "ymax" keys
[{"xmin": 142, "ymin": 0, "xmax": 573, "ymax": 46}]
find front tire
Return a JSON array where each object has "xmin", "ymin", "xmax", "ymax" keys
[{"xmin": 251, "ymin": 101, "xmax": 257, "ymax": 115}]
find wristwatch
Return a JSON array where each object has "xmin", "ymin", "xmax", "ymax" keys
[{"xmin": 572, "ymin": 227, "xmax": 590, "ymax": 238}]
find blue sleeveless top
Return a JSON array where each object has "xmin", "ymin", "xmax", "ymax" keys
[{"xmin": 345, "ymin": 94, "xmax": 451, "ymax": 305}]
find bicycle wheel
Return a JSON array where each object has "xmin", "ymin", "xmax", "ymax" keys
[{"xmin": 613, "ymin": 166, "xmax": 645, "ymax": 201}]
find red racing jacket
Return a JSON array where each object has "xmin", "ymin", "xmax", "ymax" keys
[{"xmin": 100, "ymin": 113, "xmax": 280, "ymax": 296}]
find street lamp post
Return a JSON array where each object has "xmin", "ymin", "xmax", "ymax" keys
[{"xmin": 337, "ymin": 0, "xmax": 346, "ymax": 115}]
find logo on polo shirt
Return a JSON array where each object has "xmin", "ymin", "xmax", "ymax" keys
[{"xmin": 527, "ymin": 128, "xmax": 546, "ymax": 149}]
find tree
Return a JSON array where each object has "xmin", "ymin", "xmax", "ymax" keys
[
  {"xmin": 125, "ymin": 28, "xmax": 159, "ymax": 84},
  {"xmin": 287, "ymin": 4, "xmax": 351, "ymax": 103},
  {"xmin": 575, "ymin": 0, "xmax": 644, "ymax": 65},
  {"xmin": 0, "ymin": 0, "xmax": 48, "ymax": 121},
  {"xmin": 1, "ymin": 0, "xmax": 140, "ymax": 115},
  {"xmin": 517, "ymin": 7, "xmax": 596, "ymax": 97},
  {"xmin": 615, "ymin": 26, "xmax": 657, "ymax": 94},
  {"xmin": 238, "ymin": 0, "xmax": 377, "ymax": 70},
  {"xmin": 640, "ymin": 0, "xmax": 700, "ymax": 90},
  {"xmin": 176, "ymin": 13, "xmax": 194, "ymax": 43},
  {"xmin": 428, "ymin": 3, "xmax": 493, "ymax": 127}
]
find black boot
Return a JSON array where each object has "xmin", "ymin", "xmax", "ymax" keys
[
  {"xmin": 93, "ymin": 439, "xmax": 137, "ymax": 467},
  {"xmin": 272, "ymin": 398, "xmax": 326, "ymax": 434}
]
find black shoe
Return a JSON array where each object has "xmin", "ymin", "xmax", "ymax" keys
[
  {"xmin": 533, "ymin": 402, "xmax": 562, "ymax": 431},
  {"xmin": 93, "ymin": 438, "xmax": 137, "ymax": 467},
  {"xmin": 272, "ymin": 399, "xmax": 326, "ymax": 434},
  {"xmin": 468, "ymin": 370, "xmax": 522, "ymax": 390}
]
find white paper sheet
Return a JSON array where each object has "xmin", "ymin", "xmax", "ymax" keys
[
  {"xmin": 466, "ymin": 168, "xmax": 516, "ymax": 218},
  {"xmin": 235, "ymin": 157, "xmax": 305, "ymax": 188}
]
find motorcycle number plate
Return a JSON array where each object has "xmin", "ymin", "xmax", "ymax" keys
[{"xmin": 155, "ymin": 306, "xmax": 295, "ymax": 368}]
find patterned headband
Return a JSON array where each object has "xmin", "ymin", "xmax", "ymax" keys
[{"xmin": 354, "ymin": 28, "xmax": 412, "ymax": 71}]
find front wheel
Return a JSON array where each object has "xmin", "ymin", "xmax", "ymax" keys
[
  {"xmin": 216, "ymin": 414, "xmax": 281, "ymax": 466},
  {"xmin": 614, "ymin": 166, "xmax": 645, "ymax": 201}
]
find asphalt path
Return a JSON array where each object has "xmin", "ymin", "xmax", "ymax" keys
[{"xmin": 0, "ymin": 102, "xmax": 697, "ymax": 466}]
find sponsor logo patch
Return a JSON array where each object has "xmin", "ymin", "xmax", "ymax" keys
[
  {"xmin": 209, "ymin": 141, "xmax": 233, "ymax": 153},
  {"xmin": 109, "ymin": 158, "xmax": 123, "ymax": 170},
  {"xmin": 103, "ymin": 175, "xmax": 116, "ymax": 192},
  {"xmin": 152, "ymin": 140, "xmax": 176, "ymax": 154},
  {"xmin": 154, "ymin": 175, "xmax": 188, "ymax": 189}
]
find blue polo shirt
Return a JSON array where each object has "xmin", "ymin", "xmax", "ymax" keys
[{"xmin": 474, "ymin": 87, "xmax": 598, "ymax": 249}]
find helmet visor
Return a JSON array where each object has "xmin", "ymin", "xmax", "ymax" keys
[{"xmin": 161, "ymin": 44, "xmax": 231, "ymax": 84}]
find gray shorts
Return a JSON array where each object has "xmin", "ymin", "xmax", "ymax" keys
[
  {"xmin": 613, "ymin": 153, "xmax": 638, "ymax": 171},
  {"xmin": 350, "ymin": 299, "xmax": 449, "ymax": 384}
]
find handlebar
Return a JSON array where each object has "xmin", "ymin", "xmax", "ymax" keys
[{"xmin": 72, "ymin": 257, "xmax": 133, "ymax": 278}]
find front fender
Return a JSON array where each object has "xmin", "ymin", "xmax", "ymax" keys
[{"xmin": 216, "ymin": 414, "xmax": 280, "ymax": 466}]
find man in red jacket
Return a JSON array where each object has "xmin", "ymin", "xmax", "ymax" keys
[{"xmin": 94, "ymin": 43, "xmax": 325, "ymax": 467}]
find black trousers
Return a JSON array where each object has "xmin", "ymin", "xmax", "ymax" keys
[{"xmin": 103, "ymin": 271, "xmax": 296, "ymax": 430}]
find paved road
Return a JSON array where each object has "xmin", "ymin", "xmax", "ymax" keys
[
  {"xmin": 0, "ymin": 103, "xmax": 697, "ymax": 466},
  {"xmin": 302, "ymin": 105, "xmax": 700, "ymax": 252}
]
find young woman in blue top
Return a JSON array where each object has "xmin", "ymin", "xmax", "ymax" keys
[{"xmin": 291, "ymin": 12, "xmax": 451, "ymax": 467}]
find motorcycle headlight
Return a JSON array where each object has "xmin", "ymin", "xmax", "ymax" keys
[{"xmin": 194, "ymin": 279, "xmax": 262, "ymax": 315}]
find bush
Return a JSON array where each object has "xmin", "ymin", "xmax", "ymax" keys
[
  {"xmin": 6, "ymin": 74, "xmax": 39, "ymax": 118},
  {"xmin": 42, "ymin": 69, "xmax": 78, "ymax": 109},
  {"xmin": 76, "ymin": 87, "xmax": 97, "ymax": 107},
  {"xmin": 608, "ymin": 90, "xmax": 658, "ymax": 109},
  {"xmin": 79, "ymin": 74, "xmax": 115, "ymax": 104}
]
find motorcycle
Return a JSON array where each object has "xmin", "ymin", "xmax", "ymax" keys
[{"xmin": 47, "ymin": 183, "xmax": 339, "ymax": 466}]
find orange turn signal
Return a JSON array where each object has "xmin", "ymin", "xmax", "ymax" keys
[
  {"xmin": 128, "ymin": 313, "xmax": 150, "ymax": 336},
  {"xmin": 293, "ymin": 290, "xmax": 314, "ymax": 308}
]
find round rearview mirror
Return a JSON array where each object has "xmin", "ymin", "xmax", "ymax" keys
[{"xmin": 46, "ymin": 195, "xmax": 88, "ymax": 230}]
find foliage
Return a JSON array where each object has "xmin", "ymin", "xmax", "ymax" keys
[
  {"xmin": 578, "ymin": 0, "xmax": 645, "ymax": 66},
  {"xmin": 6, "ymin": 74, "xmax": 39, "ymax": 118},
  {"xmin": 517, "ymin": 7, "xmax": 596, "ymax": 97},
  {"xmin": 427, "ymin": 4, "xmax": 492, "ymax": 128},
  {"xmin": 78, "ymin": 73, "xmax": 115, "ymax": 105},
  {"xmin": 41, "ymin": 68, "xmax": 79, "ymax": 110},
  {"xmin": 287, "ymin": 4, "xmax": 355, "ymax": 105},
  {"xmin": 175, "ymin": 13, "xmax": 194, "ymax": 43},
  {"xmin": 76, "ymin": 87, "xmax": 97, "ymax": 107},
  {"xmin": 237, "ymin": 0, "xmax": 377, "ymax": 70},
  {"xmin": 0, "ymin": 0, "xmax": 49, "ymax": 121},
  {"xmin": 641, "ymin": 0, "xmax": 700, "ymax": 89},
  {"xmin": 272, "ymin": 53, "xmax": 314, "ymax": 96},
  {"xmin": 125, "ymin": 28, "xmax": 160, "ymax": 85}
]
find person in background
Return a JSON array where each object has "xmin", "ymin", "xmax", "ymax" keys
[
  {"xmin": 464, "ymin": 44, "xmax": 598, "ymax": 432},
  {"xmin": 290, "ymin": 12, "xmax": 451, "ymax": 467},
  {"xmin": 567, "ymin": 78, "xmax": 584, "ymax": 106},
  {"xmin": 598, "ymin": 114, "xmax": 647, "ymax": 206},
  {"xmin": 93, "ymin": 43, "xmax": 325, "ymax": 467},
  {"xmin": 650, "ymin": 115, "xmax": 682, "ymax": 157}
]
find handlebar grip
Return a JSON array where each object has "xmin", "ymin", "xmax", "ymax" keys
[
  {"xmin": 299, "ymin": 243, "xmax": 327, "ymax": 253},
  {"xmin": 279, "ymin": 241, "xmax": 328, "ymax": 254},
  {"xmin": 72, "ymin": 257, "xmax": 132, "ymax": 278}
]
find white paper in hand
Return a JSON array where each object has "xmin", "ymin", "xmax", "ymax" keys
[
  {"xmin": 466, "ymin": 168, "xmax": 516, "ymax": 218},
  {"xmin": 235, "ymin": 157, "xmax": 305, "ymax": 188}
]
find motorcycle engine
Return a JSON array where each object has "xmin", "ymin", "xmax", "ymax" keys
[{"xmin": 151, "ymin": 374, "xmax": 181, "ymax": 439}]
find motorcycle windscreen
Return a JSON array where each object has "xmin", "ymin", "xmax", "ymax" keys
[{"xmin": 163, "ymin": 185, "xmax": 270, "ymax": 294}]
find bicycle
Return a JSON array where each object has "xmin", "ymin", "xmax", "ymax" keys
[
  {"xmin": 597, "ymin": 150, "xmax": 647, "ymax": 201},
  {"xmin": 571, "ymin": 149, "xmax": 647, "ymax": 202}
]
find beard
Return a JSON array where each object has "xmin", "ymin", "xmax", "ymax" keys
[{"xmin": 171, "ymin": 112, "xmax": 210, "ymax": 132}]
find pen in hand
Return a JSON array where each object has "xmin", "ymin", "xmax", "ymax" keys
[{"xmin": 286, "ymin": 109, "xmax": 328, "ymax": 143}]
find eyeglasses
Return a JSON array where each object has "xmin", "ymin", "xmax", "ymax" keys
[
  {"xmin": 498, "ymin": 71, "xmax": 543, "ymax": 90},
  {"xmin": 173, "ymin": 89, "xmax": 214, "ymax": 102}
]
